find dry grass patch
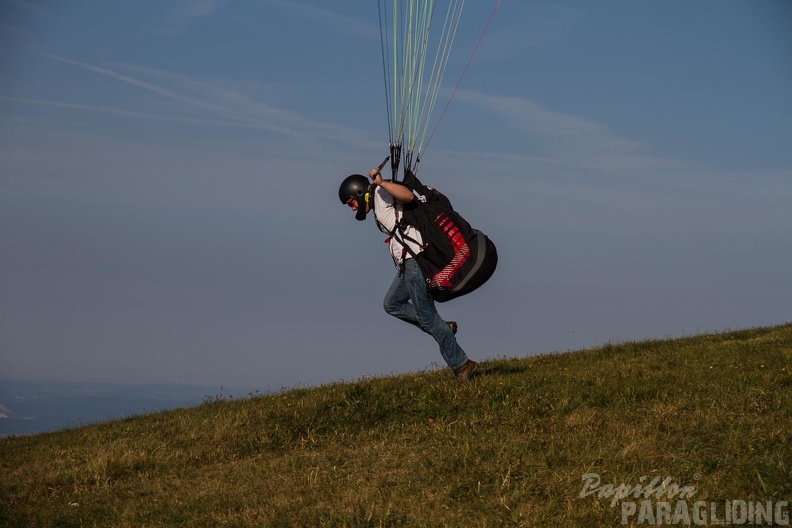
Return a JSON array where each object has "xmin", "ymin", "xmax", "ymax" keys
[{"xmin": 1, "ymin": 324, "xmax": 790, "ymax": 527}]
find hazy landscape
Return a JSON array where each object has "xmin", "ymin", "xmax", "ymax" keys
[
  {"xmin": 2, "ymin": 325, "xmax": 789, "ymax": 527},
  {"xmin": 0, "ymin": 379, "xmax": 255, "ymax": 438}
]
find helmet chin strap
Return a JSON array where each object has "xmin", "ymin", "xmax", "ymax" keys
[
  {"xmin": 355, "ymin": 189, "xmax": 372, "ymax": 221},
  {"xmin": 352, "ymin": 159, "xmax": 386, "ymax": 221}
]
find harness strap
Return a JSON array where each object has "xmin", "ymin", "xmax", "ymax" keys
[{"xmin": 372, "ymin": 186, "xmax": 424, "ymax": 266}]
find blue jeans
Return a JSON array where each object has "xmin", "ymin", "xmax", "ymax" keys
[{"xmin": 383, "ymin": 258, "xmax": 468, "ymax": 370}]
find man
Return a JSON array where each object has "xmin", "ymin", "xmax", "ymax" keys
[{"xmin": 338, "ymin": 165, "xmax": 479, "ymax": 382}]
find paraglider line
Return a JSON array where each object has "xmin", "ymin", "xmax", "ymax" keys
[
  {"xmin": 422, "ymin": 0, "xmax": 501, "ymax": 153},
  {"xmin": 378, "ymin": 0, "xmax": 394, "ymax": 143}
]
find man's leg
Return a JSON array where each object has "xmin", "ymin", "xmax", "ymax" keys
[
  {"xmin": 383, "ymin": 269, "xmax": 422, "ymax": 329},
  {"xmin": 401, "ymin": 259, "xmax": 468, "ymax": 370}
]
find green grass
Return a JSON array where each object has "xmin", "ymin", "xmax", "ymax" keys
[{"xmin": 2, "ymin": 324, "xmax": 790, "ymax": 527}]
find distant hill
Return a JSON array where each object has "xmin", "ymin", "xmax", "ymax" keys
[
  {"xmin": 1, "ymin": 324, "xmax": 790, "ymax": 527},
  {"xmin": 0, "ymin": 379, "xmax": 254, "ymax": 437}
]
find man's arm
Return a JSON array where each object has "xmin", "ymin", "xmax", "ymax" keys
[{"xmin": 369, "ymin": 167, "xmax": 414, "ymax": 204}]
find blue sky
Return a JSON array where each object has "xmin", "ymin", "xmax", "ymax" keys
[{"xmin": 1, "ymin": 0, "xmax": 790, "ymax": 390}]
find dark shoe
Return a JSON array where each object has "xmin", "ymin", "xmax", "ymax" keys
[
  {"xmin": 453, "ymin": 359, "xmax": 479, "ymax": 382},
  {"xmin": 446, "ymin": 321, "xmax": 458, "ymax": 335}
]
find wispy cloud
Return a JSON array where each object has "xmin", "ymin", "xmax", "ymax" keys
[
  {"xmin": 0, "ymin": 0, "xmax": 51, "ymax": 45},
  {"xmin": 475, "ymin": 3, "xmax": 582, "ymax": 61},
  {"xmin": 44, "ymin": 54, "xmax": 304, "ymax": 138},
  {"xmin": 38, "ymin": 54, "xmax": 378, "ymax": 150},
  {"xmin": 454, "ymin": 89, "xmax": 689, "ymax": 171},
  {"xmin": 45, "ymin": 55, "xmax": 221, "ymax": 110},
  {"xmin": 1, "ymin": 96, "xmax": 254, "ymax": 129},
  {"xmin": 161, "ymin": 0, "xmax": 230, "ymax": 33},
  {"xmin": 6, "ymin": 0, "xmax": 54, "ymax": 19},
  {"xmin": 0, "ymin": 23, "xmax": 37, "ymax": 39},
  {"xmin": 173, "ymin": 0, "xmax": 228, "ymax": 19},
  {"xmin": 259, "ymin": 0, "xmax": 378, "ymax": 39}
]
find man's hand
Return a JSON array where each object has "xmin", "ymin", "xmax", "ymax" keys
[
  {"xmin": 369, "ymin": 168, "xmax": 383, "ymax": 185},
  {"xmin": 370, "ymin": 167, "xmax": 414, "ymax": 204}
]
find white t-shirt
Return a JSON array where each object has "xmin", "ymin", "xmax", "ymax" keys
[{"xmin": 373, "ymin": 185, "xmax": 423, "ymax": 263}]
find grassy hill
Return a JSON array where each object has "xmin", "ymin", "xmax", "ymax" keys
[{"xmin": 2, "ymin": 325, "xmax": 790, "ymax": 527}]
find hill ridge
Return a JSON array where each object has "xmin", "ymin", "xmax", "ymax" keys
[{"xmin": 2, "ymin": 324, "xmax": 790, "ymax": 527}]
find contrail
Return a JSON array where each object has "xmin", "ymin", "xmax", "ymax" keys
[
  {"xmin": 0, "ymin": 96, "xmax": 258, "ymax": 129},
  {"xmin": 43, "ymin": 54, "xmax": 301, "ymax": 137}
]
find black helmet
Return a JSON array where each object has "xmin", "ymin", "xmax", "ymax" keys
[{"xmin": 339, "ymin": 174, "xmax": 371, "ymax": 221}]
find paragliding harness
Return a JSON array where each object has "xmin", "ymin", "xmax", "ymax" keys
[{"xmin": 373, "ymin": 167, "xmax": 498, "ymax": 303}]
